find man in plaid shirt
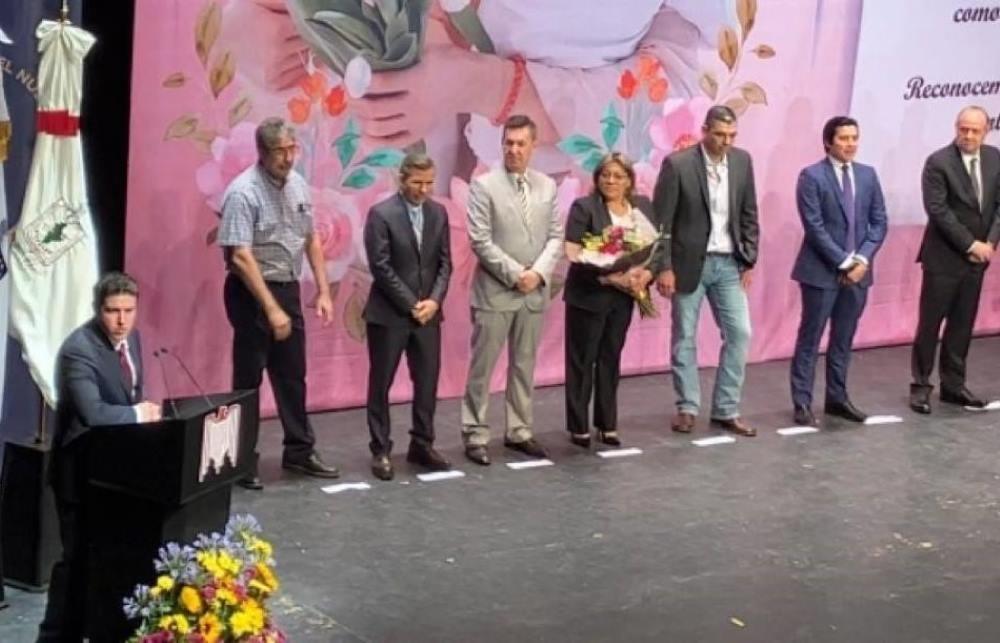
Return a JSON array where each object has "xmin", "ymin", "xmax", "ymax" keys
[{"xmin": 218, "ymin": 117, "xmax": 339, "ymax": 489}]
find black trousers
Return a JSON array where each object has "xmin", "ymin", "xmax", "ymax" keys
[
  {"xmin": 366, "ymin": 322, "xmax": 441, "ymax": 455},
  {"xmin": 564, "ymin": 301, "xmax": 633, "ymax": 435},
  {"xmin": 223, "ymin": 274, "xmax": 316, "ymax": 471},
  {"xmin": 911, "ymin": 268, "xmax": 985, "ymax": 392},
  {"xmin": 38, "ymin": 438, "xmax": 90, "ymax": 643}
]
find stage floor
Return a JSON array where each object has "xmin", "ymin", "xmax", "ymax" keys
[{"xmin": 4, "ymin": 338, "xmax": 1000, "ymax": 642}]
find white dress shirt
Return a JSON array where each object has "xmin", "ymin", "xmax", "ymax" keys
[
  {"xmin": 828, "ymin": 156, "xmax": 866, "ymax": 270},
  {"xmin": 702, "ymin": 145, "xmax": 734, "ymax": 254}
]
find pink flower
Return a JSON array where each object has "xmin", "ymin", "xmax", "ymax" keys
[
  {"xmin": 556, "ymin": 176, "xmax": 585, "ymax": 222},
  {"xmin": 195, "ymin": 121, "xmax": 259, "ymax": 212},
  {"xmin": 648, "ymin": 97, "xmax": 712, "ymax": 163},
  {"xmin": 310, "ymin": 187, "xmax": 363, "ymax": 283},
  {"xmin": 633, "ymin": 161, "xmax": 659, "ymax": 199}
]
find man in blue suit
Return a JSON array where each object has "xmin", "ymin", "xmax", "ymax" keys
[
  {"xmin": 39, "ymin": 271, "xmax": 162, "ymax": 642},
  {"xmin": 789, "ymin": 116, "xmax": 888, "ymax": 426}
]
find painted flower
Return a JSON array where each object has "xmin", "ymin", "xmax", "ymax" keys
[
  {"xmin": 299, "ymin": 70, "xmax": 329, "ymax": 102},
  {"xmin": 325, "ymin": 85, "xmax": 347, "ymax": 116},
  {"xmin": 648, "ymin": 97, "xmax": 712, "ymax": 166},
  {"xmin": 310, "ymin": 187, "xmax": 363, "ymax": 283},
  {"xmin": 287, "ymin": 95, "xmax": 311, "ymax": 124},
  {"xmin": 632, "ymin": 161, "xmax": 660, "ymax": 201},
  {"xmin": 195, "ymin": 121, "xmax": 258, "ymax": 212},
  {"xmin": 617, "ymin": 69, "xmax": 638, "ymax": 100},
  {"xmin": 344, "ymin": 56, "xmax": 372, "ymax": 98}
]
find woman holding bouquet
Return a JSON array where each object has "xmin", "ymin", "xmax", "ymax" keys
[{"xmin": 563, "ymin": 153, "xmax": 657, "ymax": 448}]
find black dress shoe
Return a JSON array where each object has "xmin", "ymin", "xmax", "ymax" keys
[
  {"xmin": 465, "ymin": 445, "xmax": 490, "ymax": 466},
  {"xmin": 940, "ymin": 387, "xmax": 986, "ymax": 408},
  {"xmin": 282, "ymin": 452, "xmax": 341, "ymax": 479},
  {"xmin": 598, "ymin": 431, "xmax": 621, "ymax": 447},
  {"xmin": 824, "ymin": 399, "xmax": 867, "ymax": 423},
  {"xmin": 569, "ymin": 432, "xmax": 591, "ymax": 448},
  {"xmin": 793, "ymin": 405, "xmax": 816, "ymax": 426},
  {"xmin": 909, "ymin": 386, "xmax": 932, "ymax": 414},
  {"xmin": 237, "ymin": 475, "xmax": 263, "ymax": 491},
  {"xmin": 406, "ymin": 443, "xmax": 451, "ymax": 471},
  {"xmin": 371, "ymin": 454, "xmax": 394, "ymax": 481},
  {"xmin": 504, "ymin": 437, "xmax": 548, "ymax": 458}
]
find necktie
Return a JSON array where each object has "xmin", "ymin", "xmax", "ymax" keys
[
  {"xmin": 516, "ymin": 176, "xmax": 529, "ymax": 221},
  {"xmin": 842, "ymin": 164, "xmax": 855, "ymax": 252},
  {"xmin": 970, "ymin": 157, "xmax": 982, "ymax": 210},
  {"xmin": 118, "ymin": 343, "xmax": 134, "ymax": 397},
  {"xmin": 409, "ymin": 206, "xmax": 423, "ymax": 249}
]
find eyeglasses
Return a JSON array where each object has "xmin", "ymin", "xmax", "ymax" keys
[
  {"xmin": 267, "ymin": 143, "xmax": 300, "ymax": 158},
  {"xmin": 599, "ymin": 172, "xmax": 629, "ymax": 182}
]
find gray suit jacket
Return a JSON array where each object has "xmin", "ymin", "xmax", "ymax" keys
[
  {"xmin": 467, "ymin": 167, "xmax": 564, "ymax": 312},
  {"xmin": 652, "ymin": 145, "xmax": 760, "ymax": 293},
  {"xmin": 52, "ymin": 319, "xmax": 144, "ymax": 449}
]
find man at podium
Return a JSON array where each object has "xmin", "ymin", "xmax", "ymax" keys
[{"xmin": 38, "ymin": 271, "xmax": 162, "ymax": 642}]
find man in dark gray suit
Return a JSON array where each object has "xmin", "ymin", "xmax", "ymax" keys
[
  {"xmin": 652, "ymin": 105, "xmax": 760, "ymax": 436},
  {"xmin": 39, "ymin": 272, "xmax": 161, "ymax": 642},
  {"xmin": 363, "ymin": 153, "xmax": 452, "ymax": 480},
  {"xmin": 461, "ymin": 114, "xmax": 564, "ymax": 465},
  {"xmin": 910, "ymin": 105, "xmax": 1000, "ymax": 413}
]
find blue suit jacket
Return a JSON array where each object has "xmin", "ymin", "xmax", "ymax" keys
[
  {"xmin": 791, "ymin": 159, "xmax": 888, "ymax": 289},
  {"xmin": 52, "ymin": 319, "xmax": 144, "ymax": 449}
]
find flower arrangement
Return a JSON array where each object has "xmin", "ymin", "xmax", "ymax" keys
[
  {"xmin": 123, "ymin": 515, "xmax": 286, "ymax": 643},
  {"xmin": 577, "ymin": 224, "xmax": 661, "ymax": 317}
]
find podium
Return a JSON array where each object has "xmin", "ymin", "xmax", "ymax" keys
[{"xmin": 85, "ymin": 389, "xmax": 258, "ymax": 642}]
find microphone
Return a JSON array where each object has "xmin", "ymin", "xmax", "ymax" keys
[
  {"xmin": 158, "ymin": 347, "xmax": 215, "ymax": 414},
  {"xmin": 152, "ymin": 349, "xmax": 180, "ymax": 419}
]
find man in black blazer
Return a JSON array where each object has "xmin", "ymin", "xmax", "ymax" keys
[
  {"xmin": 363, "ymin": 153, "xmax": 453, "ymax": 480},
  {"xmin": 652, "ymin": 105, "xmax": 760, "ymax": 436},
  {"xmin": 911, "ymin": 105, "xmax": 1000, "ymax": 413},
  {"xmin": 38, "ymin": 272, "xmax": 161, "ymax": 642}
]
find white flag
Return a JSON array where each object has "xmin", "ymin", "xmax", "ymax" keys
[{"xmin": 9, "ymin": 20, "xmax": 99, "ymax": 407}]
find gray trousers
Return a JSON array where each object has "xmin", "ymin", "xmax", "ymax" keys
[{"xmin": 461, "ymin": 307, "xmax": 544, "ymax": 446}]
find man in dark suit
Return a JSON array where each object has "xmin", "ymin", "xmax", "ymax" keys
[
  {"xmin": 789, "ymin": 116, "xmax": 888, "ymax": 426},
  {"xmin": 363, "ymin": 153, "xmax": 453, "ymax": 480},
  {"xmin": 911, "ymin": 105, "xmax": 1000, "ymax": 413},
  {"xmin": 38, "ymin": 272, "xmax": 161, "ymax": 642},
  {"xmin": 652, "ymin": 105, "xmax": 760, "ymax": 436}
]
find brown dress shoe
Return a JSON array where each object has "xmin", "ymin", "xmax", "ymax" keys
[
  {"xmin": 371, "ymin": 454, "xmax": 394, "ymax": 481},
  {"xmin": 710, "ymin": 416, "xmax": 756, "ymax": 437},
  {"xmin": 671, "ymin": 412, "xmax": 696, "ymax": 433}
]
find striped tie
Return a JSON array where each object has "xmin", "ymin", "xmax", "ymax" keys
[{"xmin": 516, "ymin": 176, "xmax": 529, "ymax": 221}]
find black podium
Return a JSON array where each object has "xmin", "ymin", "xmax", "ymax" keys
[{"xmin": 85, "ymin": 389, "xmax": 258, "ymax": 642}]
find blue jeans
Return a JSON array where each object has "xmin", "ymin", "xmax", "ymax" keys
[{"xmin": 671, "ymin": 254, "xmax": 752, "ymax": 418}]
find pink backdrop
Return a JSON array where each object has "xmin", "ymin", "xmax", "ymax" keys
[{"xmin": 125, "ymin": 0, "xmax": 1000, "ymax": 415}]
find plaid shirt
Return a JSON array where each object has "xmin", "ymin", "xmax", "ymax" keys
[{"xmin": 217, "ymin": 164, "xmax": 313, "ymax": 282}]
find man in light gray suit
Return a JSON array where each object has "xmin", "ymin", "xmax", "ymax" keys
[{"xmin": 461, "ymin": 114, "xmax": 564, "ymax": 465}]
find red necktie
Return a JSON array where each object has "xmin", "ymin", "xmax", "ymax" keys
[{"xmin": 118, "ymin": 344, "xmax": 133, "ymax": 393}]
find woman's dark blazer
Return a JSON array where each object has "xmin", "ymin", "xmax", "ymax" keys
[{"xmin": 563, "ymin": 193, "xmax": 655, "ymax": 312}]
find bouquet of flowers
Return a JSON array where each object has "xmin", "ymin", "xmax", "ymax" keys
[
  {"xmin": 123, "ymin": 515, "xmax": 286, "ymax": 643},
  {"xmin": 576, "ymin": 224, "xmax": 663, "ymax": 317}
]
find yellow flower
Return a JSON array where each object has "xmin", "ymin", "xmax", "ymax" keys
[
  {"xmin": 255, "ymin": 563, "xmax": 280, "ymax": 592},
  {"xmin": 149, "ymin": 587, "xmax": 161, "ymax": 599},
  {"xmin": 248, "ymin": 537, "xmax": 273, "ymax": 559},
  {"xmin": 229, "ymin": 598, "xmax": 265, "ymax": 636},
  {"xmin": 198, "ymin": 550, "xmax": 241, "ymax": 581},
  {"xmin": 155, "ymin": 575, "xmax": 175, "ymax": 592},
  {"xmin": 157, "ymin": 613, "xmax": 190, "ymax": 634},
  {"xmin": 179, "ymin": 585, "xmax": 203, "ymax": 614},
  {"xmin": 215, "ymin": 586, "xmax": 238, "ymax": 606},
  {"xmin": 197, "ymin": 613, "xmax": 223, "ymax": 643}
]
